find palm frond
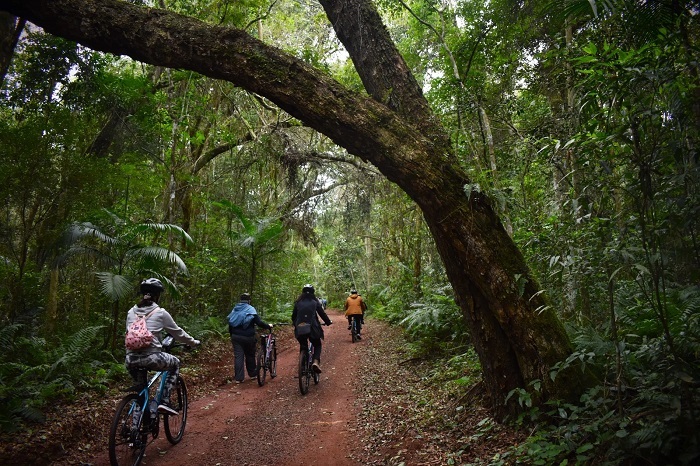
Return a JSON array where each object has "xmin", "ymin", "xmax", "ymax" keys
[
  {"xmin": 57, "ymin": 245, "xmax": 118, "ymax": 269},
  {"xmin": 95, "ymin": 272, "xmax": 134, "ymax": 302},
  {"xmin": 135, "ymin": 222, "xmax": 194, "ymax": 245},
  {"xmin": 102, "ymin": 208, "xmax": 127, "ymax": 226},
  {"xmin": 65, "ymin": 222, "xmax": 118, "ymax": 246},
  {"xmin": 126, "ymin": 246, "xmax": 189, "ymax": 274},
  {"xmin": 213, "ymin": 200, "xmax": 255, "ymax": 234},
  {"xmin": 256, "ymin": 219, "xmax": 284, "ymax": 242}
]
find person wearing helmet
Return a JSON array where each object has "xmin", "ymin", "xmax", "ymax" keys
[
  {"xmin": 344, "ymin": 289, "xmax": 367, "ymax": 339},
  {"xmin": 227, "ymin": 292, "xmax": 273, "ymax": 384},
  {"xmin": 124, "ymin": 278, "xmax": 200, "ymax": 415},
  {"xmin": 292, "ymin": 284, "xmax": 332, "ymax": 373}
]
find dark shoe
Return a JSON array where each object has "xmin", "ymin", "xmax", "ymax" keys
[
  {"xmin": 356, "ymin": 333, "xmax": 362, "ymax": 339},
  {"xmin": 348, "ymin": 325, "xmax": 352, "ymax": 330},
  {"xmin": 312, "ymin": 360, "xmax": 322, "ymax": 374}
]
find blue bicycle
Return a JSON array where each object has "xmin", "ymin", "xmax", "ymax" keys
[{"xmin": 108, "ymin": 336, "xmax": 189, "ymax": 466}]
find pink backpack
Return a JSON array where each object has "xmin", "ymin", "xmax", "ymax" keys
[{"xmin": 125, "ymin": 309, "xmax": 157, "ymax": 350}]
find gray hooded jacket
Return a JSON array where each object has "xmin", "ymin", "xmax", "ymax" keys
[{"xmin": 125, "ymin": 303, "xmax": 197, "ymax": 354}]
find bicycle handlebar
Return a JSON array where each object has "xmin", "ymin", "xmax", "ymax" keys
[{"xmin": 162, "ymin": 335, "xmax": 200, "ymax": 352}]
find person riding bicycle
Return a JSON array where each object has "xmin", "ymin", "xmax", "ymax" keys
[
  {"xmin": 124, "ymin": 278, "xmax": 199, "ymax": 415},
  {"xmin": 344, "ymin": 289, "xmax": 367, "ymax": 339},
  {"xmin": 227, "ymin": 292, "xmax": 273, "ymax": 384},
  {"xmin": 292, "ymin": 284, "xmax": 332, "ymax": 373}
]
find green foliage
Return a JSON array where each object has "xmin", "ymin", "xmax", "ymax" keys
[
  {"xmin": 60, "ymin": 210, "xmax": 193, "ymax": 301},
  {"xmin": 1, "ymin": 2, "xmax": 698, "ymax": 464},
  {"xmin": 504, "ymin": 285, "xmax": 700, "ymax": 464},
  {"xmin": 0, "ymin": 323, "xmax": 121, "ymax": 432},
  {"xmin": 397, "ymin": 286, "xmax": 469, "ymax": 356},
  {"xmin": 438, "ymin": 347, "xmax": 482, "ymax": 389}
]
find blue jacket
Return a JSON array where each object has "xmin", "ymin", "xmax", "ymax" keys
[{"xmin": 228, "ymin": 302, "xmax": 270, "ymax": 337}]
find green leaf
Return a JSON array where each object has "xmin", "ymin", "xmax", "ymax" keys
[
  {"xmin": 582, "ymin": 43, "xmax": 597, "ymax": 55},
  {"xmin": 576, "ymin": 443, "xmax": 594, "ymax": 454}
]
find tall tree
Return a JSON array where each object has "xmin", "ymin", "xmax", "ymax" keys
[
  {"xmin": 0, "ymin": 0, "xmax": 591, "ymax": 416},
  {"xmin": 0, "ymin": 11, "xmax": 23, "ymax": 86}
]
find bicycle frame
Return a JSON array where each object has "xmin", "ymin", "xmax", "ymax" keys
[
  {"xmin": 110, "ymin": 339, "xmax": 190, "ymax": 466},
  {"xmin": 262, "ymin": 333, "xmax": 275, "ymax": 360},
  {"xmin": 297, "ymin": 322, "xmax": 327, "ymax": 395},
  {"xmin": 307, "ymin": 339, "xmax": 314, "ymax": 365},
  {"xmin": 350, "ymin": 315, "xmax": 360, "ymax": 343},
  {"xmin": 257, "ymin": 329, "xmax": 276, "ymax": 386},
  {"xmin": 133, "ymin": 369, "xmax": 169, "ymax": 422}
]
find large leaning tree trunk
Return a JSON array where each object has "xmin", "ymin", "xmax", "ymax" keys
[{"xmin": 0, "ymin": 0, "xmax": 593, "ymax": 417}]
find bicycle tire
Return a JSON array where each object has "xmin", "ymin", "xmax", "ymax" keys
[
  {"xmin": 164, "ymin": 376, "xmax": 188, "ymax": 444},
  {"xmin": 299, "ymin": 350, "xmax": 310, "ymax": 395},
  {"xmin": 257, "ymin": 341, "xmax": 267, "ymax": 386},
  {"xmin": 269, "ymin": 343, "xmax": 277, "ymax": 378},
  {"xmin": 351, "ymin": 319, "xmax": 358, "ymax": 343},
  {"xmin": 109, "ymin": 393, "xmax": 147, "ymax": 466}
]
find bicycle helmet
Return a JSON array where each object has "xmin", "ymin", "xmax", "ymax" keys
[
  {"xmin": 240, "ymin": 292, "xmax": 251, "ymax": 302},
  {"xmin": 350, "ymin": 289, "xmax": 358, "ymax": 294},
  {"xmin": 140, "ymin": 278, "xmax": 164, "ymax": 295},
  {"xmin": 302, "ymin": 283, "xmax": 315, "ymax": 294}
]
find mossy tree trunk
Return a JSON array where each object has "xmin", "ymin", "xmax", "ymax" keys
[{"xmin": 1, "ymin": 0, "xmax": 592, "ymax": 417}]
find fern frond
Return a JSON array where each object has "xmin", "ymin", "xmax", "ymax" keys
[
  {"xmin": 0, "ymin": 323, "xmax": 22, "ymax": 353},
  {"xmin": 61, "ymin": 325, "xmax": 103, "ymax": 355},
  {"xmin": 14, "ymin": 405, "xmax": 46, "ymax": 424}
]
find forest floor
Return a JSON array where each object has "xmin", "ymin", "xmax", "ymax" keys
[{"xmin": 0, "ymin": 309, "xmax": 524, "ymax": 465}]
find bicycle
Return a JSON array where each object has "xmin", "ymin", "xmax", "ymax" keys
[
  {"xmin": 350, "ymin": 315, "xmax": 361, "ymax": 343},
  {"xmin": 256, "ymin": 327, "xmax": 277, "ymax": 386},
  {"xmin": 298, "ymin": 323, "xmax": 330, "ymax": 395},
  {"xmin": 299, "ymin": 338, "xmax": 320, "ymax": 395},
  {"xmin": 108, "ymin": 336, "xmax": 191, "ymax": 466}
]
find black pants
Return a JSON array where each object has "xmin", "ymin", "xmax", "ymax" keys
[
  {"xmin": 349, "ymin": 314, "xmax": 363, "ymax": 334},
  {"xmin": 230, "ymin": 333, "xmax": 256, "ymax": 382},
  {"xmin": 296, "ymin": 335, "xmax": 323, "ymax": 363}
]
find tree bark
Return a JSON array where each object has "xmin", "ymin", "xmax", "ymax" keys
[
  {"xmin": 0, "ymin": 0, "xmax": 592, "ymax": 416},
  {"xmin": 0, "ymin": 11, "xmax": 23, "ymax": 88}
]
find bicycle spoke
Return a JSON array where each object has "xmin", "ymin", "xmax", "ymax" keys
[
  {"xmin": 164, "ymin": 376, "xmax": 188, "ymax": 444},
  {"xmin": 109, "ymin": 394, "xmax": 147, "ymax": 466},
  {"xmin": 257, "ymin": 341, "xmax": 266, "ymax": 386},
  {"xmin": 270, "ymin": 344, "xmax": 277, "ymax": 378}
]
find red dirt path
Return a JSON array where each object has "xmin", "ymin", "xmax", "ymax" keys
[{"xmin": 91, "ymin": 308, "xmax": 362, "ymax": 466}]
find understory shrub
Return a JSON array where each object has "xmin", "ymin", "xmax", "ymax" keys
[{"xmin": 0, "ymin": 323, "xmax": 120, "ymax": 432}]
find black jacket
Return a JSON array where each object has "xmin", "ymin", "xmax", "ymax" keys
[
  {"xmin": 229, "ymin": 313, "xmax": 270, "ymax": 338},
  {"xmin": 292, "ymin": 296, "xmax": 331, "ymax": 339}
]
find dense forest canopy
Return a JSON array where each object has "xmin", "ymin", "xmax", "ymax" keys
[{"xmin": 0, "ymin": 0, "xmax": 698, "ymax": 463}]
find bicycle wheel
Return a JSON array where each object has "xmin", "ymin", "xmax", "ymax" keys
[
  {"xmin": 109, "ymin": 394, "xmax": 147, "ymax": 466},
  {"xmin": 351, "ymin": 320, "xmax": 358, "ymax": 343},
  {"xmin": 299, "ymin": 351, "xmax": 310, "ymax": 395},
  {"xmin": 164, "ymin": 376, "xmax": 188, "ymax": 444},
  {"xmin": 269, "ymin": 343, "xmax": 277, "ymax": 378},
  {"xmin": 257, "ymin": 341, "xmax": 267, "ymax": 386}
]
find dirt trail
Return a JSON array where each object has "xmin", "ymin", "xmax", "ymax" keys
[{"xmin": 91, "ymin": 309, "xmax": 363, "ymax": 466}]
